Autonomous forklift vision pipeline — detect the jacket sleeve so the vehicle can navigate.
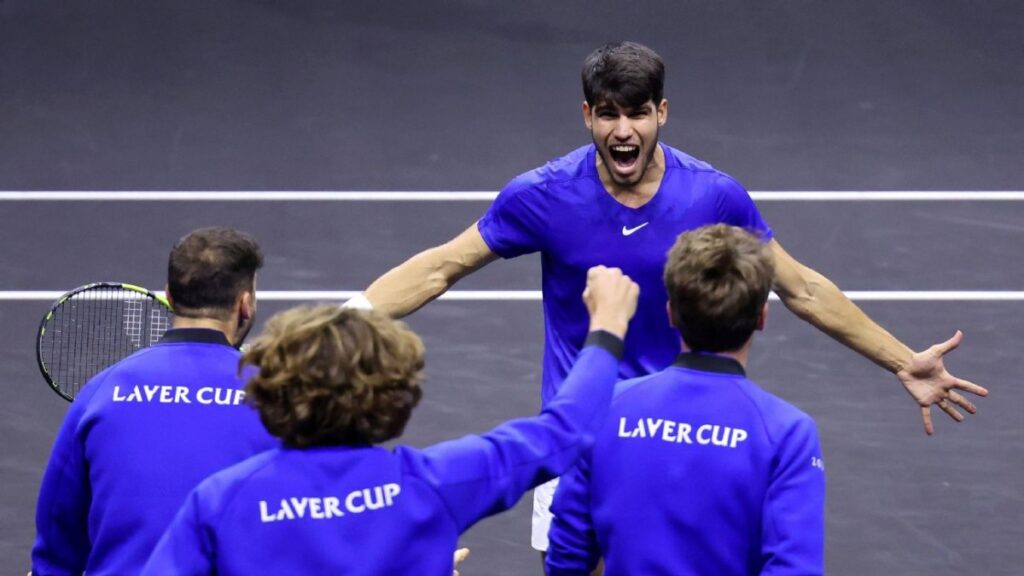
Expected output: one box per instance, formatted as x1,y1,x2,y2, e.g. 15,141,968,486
403,332,622,533
761,416,826,576
141,489,216,575
545,450,600,575
32,386,100,574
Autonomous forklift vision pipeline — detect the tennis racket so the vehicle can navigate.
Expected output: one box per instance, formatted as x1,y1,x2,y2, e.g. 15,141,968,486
36,282,174,401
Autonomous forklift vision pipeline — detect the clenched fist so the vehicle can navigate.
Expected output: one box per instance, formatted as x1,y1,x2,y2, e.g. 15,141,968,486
583,266,639,339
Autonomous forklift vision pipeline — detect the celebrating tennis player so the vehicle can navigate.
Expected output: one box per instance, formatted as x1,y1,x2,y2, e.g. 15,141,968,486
345,41,988,554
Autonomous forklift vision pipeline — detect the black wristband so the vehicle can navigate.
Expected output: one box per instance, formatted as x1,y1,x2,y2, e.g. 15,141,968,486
584,330,624,360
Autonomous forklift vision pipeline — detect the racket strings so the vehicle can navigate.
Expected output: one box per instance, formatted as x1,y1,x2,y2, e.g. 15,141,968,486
149,306,169,346
125,298,144,348
40,287,172,399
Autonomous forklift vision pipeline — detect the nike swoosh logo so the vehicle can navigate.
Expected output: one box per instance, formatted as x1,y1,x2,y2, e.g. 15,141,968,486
621,222,649,236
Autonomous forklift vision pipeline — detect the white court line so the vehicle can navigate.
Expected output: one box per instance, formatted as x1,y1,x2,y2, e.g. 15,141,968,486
3,192,1018,300
3,291,1023,302
1,191,1024,201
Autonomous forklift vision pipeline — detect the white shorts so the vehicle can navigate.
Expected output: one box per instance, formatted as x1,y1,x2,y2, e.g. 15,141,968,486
531,477,560,551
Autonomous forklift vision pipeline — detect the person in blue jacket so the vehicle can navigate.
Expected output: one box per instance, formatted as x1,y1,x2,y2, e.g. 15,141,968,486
32,227,277,575
142,266,638,575
546,224,826,576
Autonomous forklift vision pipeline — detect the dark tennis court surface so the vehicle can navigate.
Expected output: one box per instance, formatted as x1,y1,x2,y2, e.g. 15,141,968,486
2,1,1022,574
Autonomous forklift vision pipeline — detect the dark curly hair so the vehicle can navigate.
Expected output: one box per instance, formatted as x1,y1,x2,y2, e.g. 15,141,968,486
242,306,424,448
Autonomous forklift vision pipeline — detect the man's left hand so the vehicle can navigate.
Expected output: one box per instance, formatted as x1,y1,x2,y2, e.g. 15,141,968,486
898,331,989,435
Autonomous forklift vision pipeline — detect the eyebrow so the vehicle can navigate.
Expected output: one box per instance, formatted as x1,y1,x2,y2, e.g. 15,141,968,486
594,102,652,115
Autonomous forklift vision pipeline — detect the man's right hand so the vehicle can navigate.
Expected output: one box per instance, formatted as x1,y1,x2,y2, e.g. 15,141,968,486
583,266,639,339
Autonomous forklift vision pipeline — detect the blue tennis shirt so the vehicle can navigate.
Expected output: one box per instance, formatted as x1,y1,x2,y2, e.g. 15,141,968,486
478,143,772,405
32,328,277,576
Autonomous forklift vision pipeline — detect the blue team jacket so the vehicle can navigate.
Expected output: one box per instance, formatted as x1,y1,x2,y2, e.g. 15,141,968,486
32,328,277,575
546,353,826,576
141,333,623,575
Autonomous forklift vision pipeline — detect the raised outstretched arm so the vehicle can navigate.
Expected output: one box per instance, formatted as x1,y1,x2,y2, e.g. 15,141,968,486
769,239,988,434
359,223,498,318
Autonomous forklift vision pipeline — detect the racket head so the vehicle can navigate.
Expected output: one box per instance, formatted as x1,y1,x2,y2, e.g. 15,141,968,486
36,282,173,402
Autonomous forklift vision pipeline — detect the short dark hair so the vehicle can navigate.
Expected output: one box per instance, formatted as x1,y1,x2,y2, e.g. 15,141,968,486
167,227,263,319
664,224,774,352
582,41,665,108
243,306,424,448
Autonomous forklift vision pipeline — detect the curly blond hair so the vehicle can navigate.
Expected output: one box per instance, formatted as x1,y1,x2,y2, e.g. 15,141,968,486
242,305,424,448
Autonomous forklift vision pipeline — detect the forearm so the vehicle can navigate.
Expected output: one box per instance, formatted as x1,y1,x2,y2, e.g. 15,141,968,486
761,419,825,576
777,264,913,374
33,478,91,572
364,248,459,318
363,224,497,318
418,333,622,531
484,333,622,480
32,518,88,575
546,463,600,575
33,411,91,572
771,241,985,433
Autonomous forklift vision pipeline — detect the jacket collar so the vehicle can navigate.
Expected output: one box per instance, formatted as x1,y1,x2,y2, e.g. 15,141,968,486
158,328,232,347
673,352,746,376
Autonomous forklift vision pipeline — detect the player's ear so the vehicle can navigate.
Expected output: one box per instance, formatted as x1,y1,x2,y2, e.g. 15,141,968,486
241,274,258,319
582,100,593,130
657,98,668,127
164,285,175,308
665,301,676,328
238,290,255,321
756,302,768,331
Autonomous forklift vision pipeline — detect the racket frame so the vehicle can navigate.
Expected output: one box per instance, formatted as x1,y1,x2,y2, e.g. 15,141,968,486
36,282,172,402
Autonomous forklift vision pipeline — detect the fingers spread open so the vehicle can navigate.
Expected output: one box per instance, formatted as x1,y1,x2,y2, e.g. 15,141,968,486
921,406,934,436
955,377,989,397
948,391,977,414
937,399,964,423
933,330,964,356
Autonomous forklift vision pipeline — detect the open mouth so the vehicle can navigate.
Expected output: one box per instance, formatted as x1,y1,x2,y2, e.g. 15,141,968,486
609,144,641,171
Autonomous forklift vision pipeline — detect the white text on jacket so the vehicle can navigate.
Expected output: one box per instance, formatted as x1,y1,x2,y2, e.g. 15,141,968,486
618,417,748,448
259,483,401,523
